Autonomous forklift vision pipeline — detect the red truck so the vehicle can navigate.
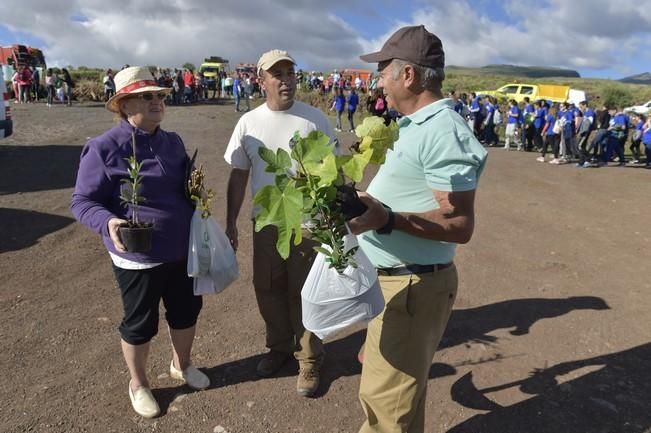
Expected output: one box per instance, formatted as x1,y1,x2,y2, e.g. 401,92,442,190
0,44,46,69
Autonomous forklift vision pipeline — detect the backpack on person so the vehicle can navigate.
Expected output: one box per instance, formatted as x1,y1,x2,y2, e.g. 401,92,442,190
374,97,385,113
493,109,502,125
552,116,565,134
578,117,592,136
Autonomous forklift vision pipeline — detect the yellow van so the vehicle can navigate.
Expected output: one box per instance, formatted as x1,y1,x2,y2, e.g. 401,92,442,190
476,83,585,104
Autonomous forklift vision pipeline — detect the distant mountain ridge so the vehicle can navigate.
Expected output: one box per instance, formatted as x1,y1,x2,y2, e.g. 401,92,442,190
446,64,581,78
619,73,651,85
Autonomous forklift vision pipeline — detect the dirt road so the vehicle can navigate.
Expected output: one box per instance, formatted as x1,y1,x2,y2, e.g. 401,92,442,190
1,100,650,433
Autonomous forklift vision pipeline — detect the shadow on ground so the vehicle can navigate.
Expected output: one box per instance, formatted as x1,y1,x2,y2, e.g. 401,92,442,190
449,342,651,433
441,296,610,349
0,144,82,194
190,296,610,403
0,208,75,253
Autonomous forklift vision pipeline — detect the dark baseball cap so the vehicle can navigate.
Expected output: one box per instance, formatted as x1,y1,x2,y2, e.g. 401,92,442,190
360,25,445,69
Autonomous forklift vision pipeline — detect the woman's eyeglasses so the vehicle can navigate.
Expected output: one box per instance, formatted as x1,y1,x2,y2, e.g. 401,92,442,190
138,92,167,101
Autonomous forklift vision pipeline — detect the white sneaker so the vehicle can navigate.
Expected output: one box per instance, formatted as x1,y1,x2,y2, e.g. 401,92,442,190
170,361,210,390
536,156,545,162
549,158,560,165
129,381,160,419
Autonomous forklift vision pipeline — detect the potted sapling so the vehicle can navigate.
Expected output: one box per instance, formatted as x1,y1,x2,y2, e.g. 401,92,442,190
253,116,399,339
253,115,399,271
118,132,153,252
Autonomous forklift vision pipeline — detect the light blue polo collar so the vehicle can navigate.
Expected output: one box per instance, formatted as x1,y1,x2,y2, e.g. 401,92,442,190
398,98,455,127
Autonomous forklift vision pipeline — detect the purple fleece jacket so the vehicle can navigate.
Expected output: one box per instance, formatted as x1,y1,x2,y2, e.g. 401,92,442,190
70,120,193,263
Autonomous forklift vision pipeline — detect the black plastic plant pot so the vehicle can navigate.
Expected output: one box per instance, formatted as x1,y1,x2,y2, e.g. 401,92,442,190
336,184,368,220
118,224,153,253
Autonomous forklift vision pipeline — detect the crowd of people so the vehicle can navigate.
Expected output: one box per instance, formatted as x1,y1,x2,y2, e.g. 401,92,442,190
11,61,651,172
10,65,75,106
300,69,376,94
69,25,488,433
449,91,651,168
150,68,259,108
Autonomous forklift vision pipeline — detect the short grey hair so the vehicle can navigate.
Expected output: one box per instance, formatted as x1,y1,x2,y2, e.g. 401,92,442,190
390,59,444,92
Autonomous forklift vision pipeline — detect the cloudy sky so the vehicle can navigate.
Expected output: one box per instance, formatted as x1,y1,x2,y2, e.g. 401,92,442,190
1,0,650,79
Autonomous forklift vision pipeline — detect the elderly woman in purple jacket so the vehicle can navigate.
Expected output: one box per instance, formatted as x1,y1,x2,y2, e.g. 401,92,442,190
70,66,209,418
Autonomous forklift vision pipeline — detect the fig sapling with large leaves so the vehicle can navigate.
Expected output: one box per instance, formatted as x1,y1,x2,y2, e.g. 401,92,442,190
253,116,399,272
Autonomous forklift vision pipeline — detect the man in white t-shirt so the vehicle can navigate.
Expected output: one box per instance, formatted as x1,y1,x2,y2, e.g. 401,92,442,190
224,49,336,397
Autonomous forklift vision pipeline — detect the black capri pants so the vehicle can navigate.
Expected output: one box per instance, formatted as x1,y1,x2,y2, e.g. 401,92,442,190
112,261,203,345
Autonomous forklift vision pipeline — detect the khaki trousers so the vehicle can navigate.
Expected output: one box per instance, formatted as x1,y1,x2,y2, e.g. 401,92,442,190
252,225,324,366
359,265,458,433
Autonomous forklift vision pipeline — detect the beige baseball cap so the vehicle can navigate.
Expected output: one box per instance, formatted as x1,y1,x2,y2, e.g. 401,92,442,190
257,49,296,75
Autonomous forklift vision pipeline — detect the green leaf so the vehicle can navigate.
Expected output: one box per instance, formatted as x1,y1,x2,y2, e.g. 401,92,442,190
275,175,291,191
354,117,399,164
253,183,304,259
291,130,333,166
303,196,315,210
258,147,292,175
251,125,391,271
338,149,372,183
313,246,332,257
304,152,338,187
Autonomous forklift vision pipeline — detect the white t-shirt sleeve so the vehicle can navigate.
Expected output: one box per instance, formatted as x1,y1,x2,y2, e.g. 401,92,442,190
224,118,252,170
316,112,340,153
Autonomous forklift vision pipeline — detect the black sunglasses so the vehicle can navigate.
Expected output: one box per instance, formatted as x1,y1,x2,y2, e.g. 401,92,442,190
138,92,167,101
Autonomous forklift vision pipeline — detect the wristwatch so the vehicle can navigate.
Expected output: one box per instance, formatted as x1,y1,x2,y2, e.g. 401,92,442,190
376,207,395,235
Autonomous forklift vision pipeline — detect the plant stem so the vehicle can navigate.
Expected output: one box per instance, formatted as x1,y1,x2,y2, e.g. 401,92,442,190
131,131,139,225
296,157,345,267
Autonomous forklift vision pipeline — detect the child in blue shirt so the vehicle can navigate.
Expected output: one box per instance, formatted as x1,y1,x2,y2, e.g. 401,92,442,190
331,87,346,131
643,117,651,168
346,89,359,132
577,101,596,167
538,105,561,163
482,97,498,146
469,93,483,138
604,108,628,165
630,114,645,163
561,103,578,160
504,99,521,150
522,97,535,150
533,100,547,151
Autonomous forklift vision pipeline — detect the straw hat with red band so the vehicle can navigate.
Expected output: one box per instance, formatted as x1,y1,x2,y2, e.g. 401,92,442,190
106,66,171,113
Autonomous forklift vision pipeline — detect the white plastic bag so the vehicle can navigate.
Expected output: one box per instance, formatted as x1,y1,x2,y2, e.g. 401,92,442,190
187,209,239,295
301,233,385,340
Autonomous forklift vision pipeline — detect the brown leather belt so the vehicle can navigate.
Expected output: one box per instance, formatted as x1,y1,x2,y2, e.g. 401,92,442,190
376,262,453,276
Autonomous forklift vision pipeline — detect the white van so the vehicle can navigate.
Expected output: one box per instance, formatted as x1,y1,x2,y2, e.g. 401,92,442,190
1,66,13,138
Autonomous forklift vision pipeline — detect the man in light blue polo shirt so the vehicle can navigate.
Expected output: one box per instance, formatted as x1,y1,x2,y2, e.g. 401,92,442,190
349,25,487,433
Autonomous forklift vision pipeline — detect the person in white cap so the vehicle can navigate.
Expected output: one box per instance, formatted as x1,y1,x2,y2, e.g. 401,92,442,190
223,49,336,397
71,66,210,419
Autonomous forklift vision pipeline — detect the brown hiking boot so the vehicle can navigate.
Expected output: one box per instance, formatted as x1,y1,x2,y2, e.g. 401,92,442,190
296,364,321,397
256,350,291,378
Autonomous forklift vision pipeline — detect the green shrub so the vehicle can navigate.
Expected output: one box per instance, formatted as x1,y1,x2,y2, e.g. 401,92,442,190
601,86,635,109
